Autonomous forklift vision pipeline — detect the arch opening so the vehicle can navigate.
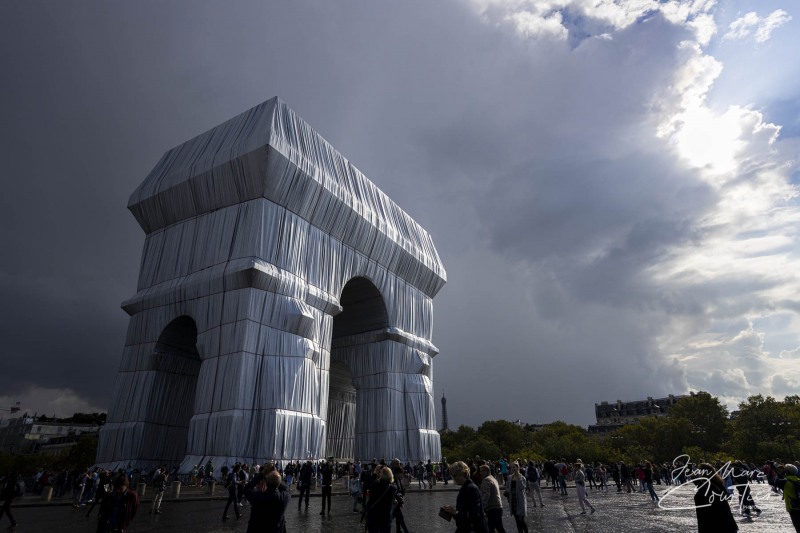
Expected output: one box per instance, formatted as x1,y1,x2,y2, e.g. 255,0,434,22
332,277,389,339
327,277,389,461
146,316,202,466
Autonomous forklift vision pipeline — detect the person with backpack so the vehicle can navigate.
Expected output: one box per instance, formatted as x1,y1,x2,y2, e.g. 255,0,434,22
554,459,568,495
284,462,295,489
0,472,23,530
525,461,544,507
769,463,800,532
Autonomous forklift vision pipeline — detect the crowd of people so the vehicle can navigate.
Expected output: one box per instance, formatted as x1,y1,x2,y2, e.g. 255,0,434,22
3,455,800,532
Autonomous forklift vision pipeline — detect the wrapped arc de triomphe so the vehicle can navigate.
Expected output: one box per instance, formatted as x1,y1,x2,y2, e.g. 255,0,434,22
95,97,446,472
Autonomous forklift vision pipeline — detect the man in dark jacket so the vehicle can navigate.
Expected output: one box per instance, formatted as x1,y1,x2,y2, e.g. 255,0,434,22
319,458,334,515
246,471,290,533
442,461,488,533
97,474,139,533
297,460,314,510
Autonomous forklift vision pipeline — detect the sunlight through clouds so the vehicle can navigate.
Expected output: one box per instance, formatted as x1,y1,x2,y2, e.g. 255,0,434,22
463,0,800,416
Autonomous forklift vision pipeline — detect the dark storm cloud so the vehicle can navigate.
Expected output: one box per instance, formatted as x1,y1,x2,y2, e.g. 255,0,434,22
1,1,798,427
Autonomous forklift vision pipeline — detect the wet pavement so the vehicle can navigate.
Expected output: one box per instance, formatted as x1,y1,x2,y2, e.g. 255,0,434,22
6,481,796,532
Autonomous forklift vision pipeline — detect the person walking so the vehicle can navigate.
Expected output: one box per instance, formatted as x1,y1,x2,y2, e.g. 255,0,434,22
573,461,596,515
692,463,738,533
390,458,411,533
222,464,243,520
620,462,634,493
732,461,761,517
319,458,334,515
416,461,427,490
72,468,89,509
362,466,397,533
441,461,488,533
86,469,112,517
297,460,313,511
643,461,659,503
505,462,528,533
349,474,362,513
204,460,214,483
479,464,507,533
524,461,544,507
0,472,23,530
149,466,167,515
768,463,800,532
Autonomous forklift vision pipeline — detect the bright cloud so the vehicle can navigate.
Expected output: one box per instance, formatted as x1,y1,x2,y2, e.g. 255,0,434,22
473,0,718,44
725,9,792,43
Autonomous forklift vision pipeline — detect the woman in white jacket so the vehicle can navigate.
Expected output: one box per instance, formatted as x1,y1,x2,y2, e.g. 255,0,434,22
574,461,596,515
505,462,528,533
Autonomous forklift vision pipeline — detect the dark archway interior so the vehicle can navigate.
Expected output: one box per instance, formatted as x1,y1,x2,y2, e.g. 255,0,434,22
332,277,389,339
148,316,202,464
327,277,389,460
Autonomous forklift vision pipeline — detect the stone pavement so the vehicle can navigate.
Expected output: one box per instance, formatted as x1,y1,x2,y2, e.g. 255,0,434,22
6,481,797,532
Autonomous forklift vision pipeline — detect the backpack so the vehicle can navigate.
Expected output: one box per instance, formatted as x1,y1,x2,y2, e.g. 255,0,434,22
789,479,800,510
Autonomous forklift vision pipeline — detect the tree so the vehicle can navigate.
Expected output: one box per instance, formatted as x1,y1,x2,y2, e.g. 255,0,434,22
608,416,691,463
667,391,729,452
441,425,478,461
732,395,800,462
528,422,603,463
477,420,529,457
53,434,99,470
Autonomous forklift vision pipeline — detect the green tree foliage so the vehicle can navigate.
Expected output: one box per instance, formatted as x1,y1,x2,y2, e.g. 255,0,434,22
667,391,729,452
54,434,99,471
732,395,800,462
477,420,529,457
528,422,605,463
607,416,691,463
440,425,477,461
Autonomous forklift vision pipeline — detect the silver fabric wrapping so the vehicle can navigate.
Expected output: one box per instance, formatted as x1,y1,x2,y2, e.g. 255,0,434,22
96,98,446,473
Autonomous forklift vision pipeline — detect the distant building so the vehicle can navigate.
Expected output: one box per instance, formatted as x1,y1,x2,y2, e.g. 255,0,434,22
588,394,688,434
0,416,101,455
